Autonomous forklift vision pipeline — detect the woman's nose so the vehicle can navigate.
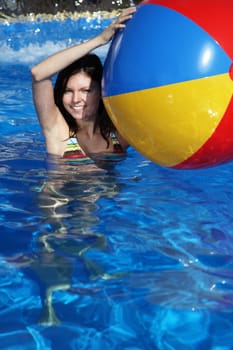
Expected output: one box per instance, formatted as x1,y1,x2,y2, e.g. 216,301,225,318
72,91,82,102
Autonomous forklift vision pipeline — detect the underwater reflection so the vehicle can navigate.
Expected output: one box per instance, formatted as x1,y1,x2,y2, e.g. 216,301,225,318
9,160,124,326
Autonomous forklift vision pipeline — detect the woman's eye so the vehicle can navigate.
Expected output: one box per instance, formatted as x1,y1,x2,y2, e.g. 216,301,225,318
64,89,72,94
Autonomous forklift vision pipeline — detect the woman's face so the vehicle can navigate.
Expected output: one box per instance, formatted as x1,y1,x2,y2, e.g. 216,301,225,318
62,71,100,122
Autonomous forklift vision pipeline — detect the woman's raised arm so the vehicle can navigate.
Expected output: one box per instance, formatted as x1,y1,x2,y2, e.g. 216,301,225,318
31,7,136,82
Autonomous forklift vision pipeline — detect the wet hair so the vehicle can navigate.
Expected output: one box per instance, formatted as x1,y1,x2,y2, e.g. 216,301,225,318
54,54,115,146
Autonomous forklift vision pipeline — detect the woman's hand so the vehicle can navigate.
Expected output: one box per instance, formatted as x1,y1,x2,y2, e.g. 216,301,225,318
99,6,136,45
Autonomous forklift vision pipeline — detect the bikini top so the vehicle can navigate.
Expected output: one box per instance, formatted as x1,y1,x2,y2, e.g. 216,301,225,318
62,132,125,165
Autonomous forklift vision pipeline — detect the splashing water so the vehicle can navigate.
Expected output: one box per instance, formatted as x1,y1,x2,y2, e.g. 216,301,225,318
0,14,113,64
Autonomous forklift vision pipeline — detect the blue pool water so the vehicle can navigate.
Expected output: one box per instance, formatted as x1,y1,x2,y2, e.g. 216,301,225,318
1,14,233,350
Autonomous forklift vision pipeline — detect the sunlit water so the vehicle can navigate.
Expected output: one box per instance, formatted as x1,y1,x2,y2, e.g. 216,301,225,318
1,14,233,350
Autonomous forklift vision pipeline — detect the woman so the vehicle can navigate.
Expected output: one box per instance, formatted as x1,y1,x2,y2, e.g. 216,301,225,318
31,7,136,164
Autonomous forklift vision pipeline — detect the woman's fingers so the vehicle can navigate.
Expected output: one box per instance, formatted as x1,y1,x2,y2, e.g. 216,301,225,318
115,6,136,28
100,6,136,44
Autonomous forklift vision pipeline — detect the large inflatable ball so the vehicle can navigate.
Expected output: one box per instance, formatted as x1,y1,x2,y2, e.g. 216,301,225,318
102,0,233,169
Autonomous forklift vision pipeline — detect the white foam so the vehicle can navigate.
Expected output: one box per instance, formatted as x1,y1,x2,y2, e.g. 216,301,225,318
0,40,110,65
0,41,68,65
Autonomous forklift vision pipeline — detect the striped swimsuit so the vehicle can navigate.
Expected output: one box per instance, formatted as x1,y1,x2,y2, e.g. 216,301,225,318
62,132,125,165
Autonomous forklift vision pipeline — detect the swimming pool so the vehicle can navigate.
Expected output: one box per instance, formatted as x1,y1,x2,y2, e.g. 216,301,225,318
1,13,233,350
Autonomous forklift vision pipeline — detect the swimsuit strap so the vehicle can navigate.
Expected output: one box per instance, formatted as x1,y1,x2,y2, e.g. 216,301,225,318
64,137,83,153
110,132,124,153
62,133,124,164
63,137,94,164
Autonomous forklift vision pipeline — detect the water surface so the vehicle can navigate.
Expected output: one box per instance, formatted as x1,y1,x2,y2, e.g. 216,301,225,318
1,14,233,350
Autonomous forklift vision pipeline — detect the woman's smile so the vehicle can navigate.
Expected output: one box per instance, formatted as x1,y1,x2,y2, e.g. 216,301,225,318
62,71,100,121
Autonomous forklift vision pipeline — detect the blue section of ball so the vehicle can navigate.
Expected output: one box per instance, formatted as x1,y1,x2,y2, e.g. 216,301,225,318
102,4,231,97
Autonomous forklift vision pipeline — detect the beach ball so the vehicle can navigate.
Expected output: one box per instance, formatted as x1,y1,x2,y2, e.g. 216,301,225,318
102,0,233,169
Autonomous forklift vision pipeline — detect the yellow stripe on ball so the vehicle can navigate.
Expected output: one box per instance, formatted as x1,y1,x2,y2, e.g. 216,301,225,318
104,73,233,167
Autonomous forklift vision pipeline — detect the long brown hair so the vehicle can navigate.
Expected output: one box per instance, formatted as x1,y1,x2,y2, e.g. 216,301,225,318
54,54,115,145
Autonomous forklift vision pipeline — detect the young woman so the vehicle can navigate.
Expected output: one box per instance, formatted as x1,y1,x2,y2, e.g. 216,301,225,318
31,7,136,164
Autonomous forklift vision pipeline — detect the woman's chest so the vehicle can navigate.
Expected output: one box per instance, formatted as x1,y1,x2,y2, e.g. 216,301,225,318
77,133,113,154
